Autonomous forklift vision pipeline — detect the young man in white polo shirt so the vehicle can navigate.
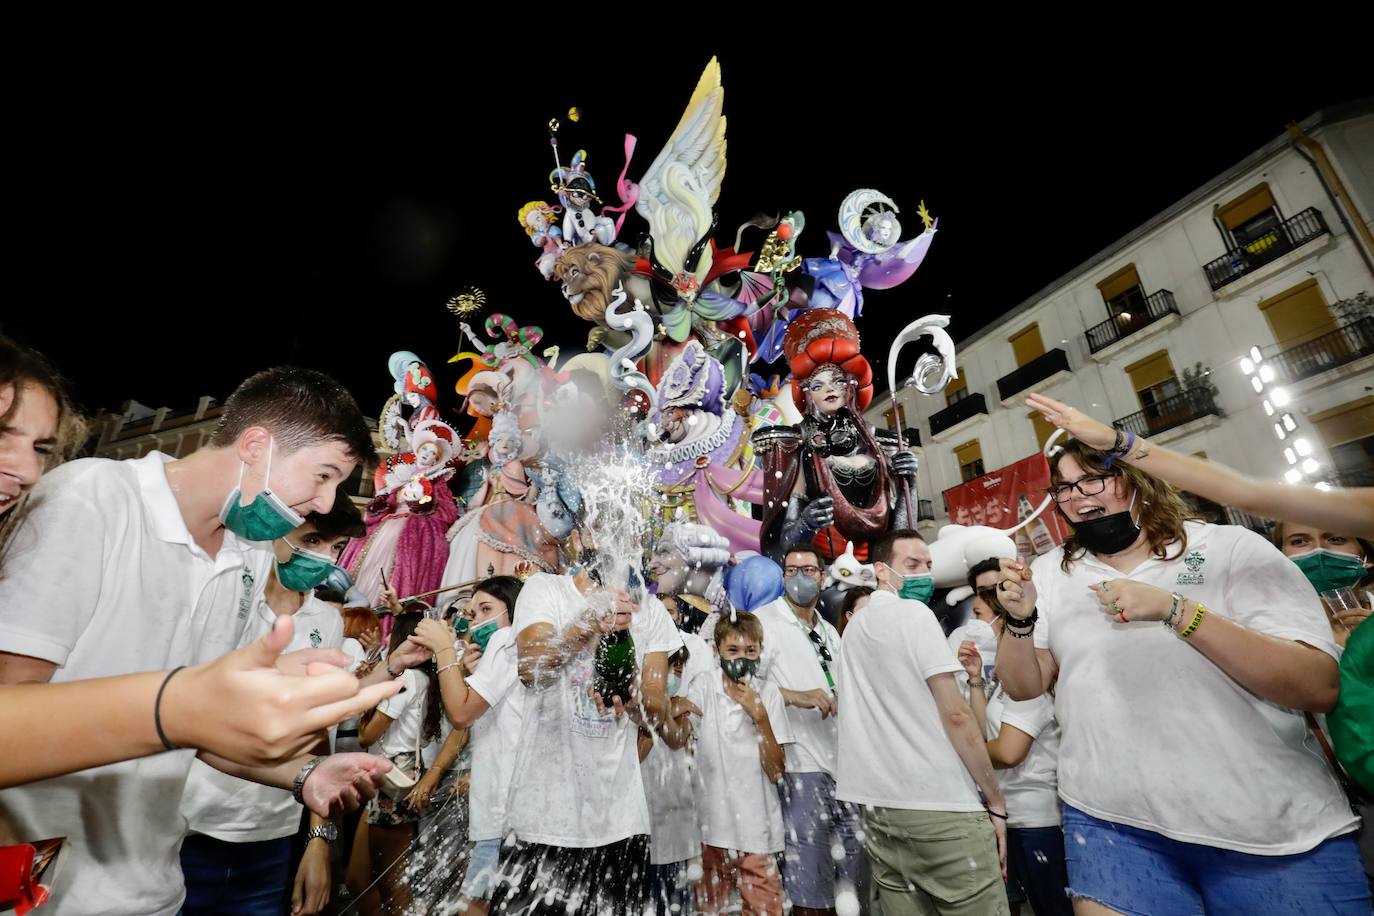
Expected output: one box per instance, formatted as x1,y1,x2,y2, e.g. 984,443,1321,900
492,568,681,916
0,367,412,916
180,493,365,916
836,529,1009,916
754,546,859,916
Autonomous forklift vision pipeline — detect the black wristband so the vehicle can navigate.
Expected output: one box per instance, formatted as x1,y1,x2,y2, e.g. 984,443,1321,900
155,666,187,751
1003,606,1038,630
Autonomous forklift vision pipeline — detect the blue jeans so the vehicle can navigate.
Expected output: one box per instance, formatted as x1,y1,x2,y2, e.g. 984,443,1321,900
179,833,293,916
1062,804,1371,915
1006,826,1071,916
778,771,861,908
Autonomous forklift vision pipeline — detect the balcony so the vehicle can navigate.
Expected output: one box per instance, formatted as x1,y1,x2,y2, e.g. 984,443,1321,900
1112,388,1220,439
1086,290,1180,355
1203,208,1330,291
996,348,1071,403
1268,317,1374,384
929,393,989,439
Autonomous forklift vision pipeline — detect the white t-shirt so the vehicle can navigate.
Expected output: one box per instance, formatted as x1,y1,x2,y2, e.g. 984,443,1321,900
375,668,436,759
641,733,700,865
335,638,370,754
1030,521,1357,854
687,669,793,854
464,625,525,842
835,589,983,812
182,592,345,841
979,686,1061,829
678,629,715,693
0,452,274,916
505,573,683,847
755,597,841,775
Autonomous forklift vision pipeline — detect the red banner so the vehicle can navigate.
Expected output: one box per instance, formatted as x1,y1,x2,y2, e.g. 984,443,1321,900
942,453,1070,559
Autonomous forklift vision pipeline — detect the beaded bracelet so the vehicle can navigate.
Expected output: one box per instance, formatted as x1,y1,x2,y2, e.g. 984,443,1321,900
1162,593,1183,629
436,662,461,676
1179,602,1207,639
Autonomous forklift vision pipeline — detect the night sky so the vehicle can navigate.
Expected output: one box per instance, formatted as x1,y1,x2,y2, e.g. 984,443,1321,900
8,47,1368,427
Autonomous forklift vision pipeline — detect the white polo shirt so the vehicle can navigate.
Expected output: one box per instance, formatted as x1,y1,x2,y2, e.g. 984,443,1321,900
1030,521,1357,854
464,625,526,842
835,589,983,812
755,597,841,775
0,452,274,916
687,669,793,854
181,592,345,842
979,686,1061,829
505,573,683,847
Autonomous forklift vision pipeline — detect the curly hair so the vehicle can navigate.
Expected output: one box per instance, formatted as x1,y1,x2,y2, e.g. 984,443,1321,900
1053,439,1198,573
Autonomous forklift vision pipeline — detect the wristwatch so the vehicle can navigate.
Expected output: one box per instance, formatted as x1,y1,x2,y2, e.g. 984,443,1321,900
305,823,339,844
292,755,329,805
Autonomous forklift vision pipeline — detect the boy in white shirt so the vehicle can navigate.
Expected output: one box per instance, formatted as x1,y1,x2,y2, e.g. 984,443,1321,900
639,644,702,916
180,494,364,916
687,611,794,916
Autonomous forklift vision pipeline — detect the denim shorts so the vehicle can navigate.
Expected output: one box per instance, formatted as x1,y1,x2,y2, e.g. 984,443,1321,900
459,837,502,900
1061,804,1370,915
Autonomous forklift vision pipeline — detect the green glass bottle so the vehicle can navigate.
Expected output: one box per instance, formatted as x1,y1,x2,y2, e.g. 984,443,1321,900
593,630,636,705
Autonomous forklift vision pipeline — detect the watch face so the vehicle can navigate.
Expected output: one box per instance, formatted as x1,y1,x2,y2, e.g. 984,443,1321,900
322,823,339,841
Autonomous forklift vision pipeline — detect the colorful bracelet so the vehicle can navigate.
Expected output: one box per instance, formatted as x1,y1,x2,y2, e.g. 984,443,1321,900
1162,593,1183,629
1178,602,1207,639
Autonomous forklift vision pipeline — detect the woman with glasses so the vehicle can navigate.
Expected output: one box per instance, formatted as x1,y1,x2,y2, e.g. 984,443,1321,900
993,437,1369,913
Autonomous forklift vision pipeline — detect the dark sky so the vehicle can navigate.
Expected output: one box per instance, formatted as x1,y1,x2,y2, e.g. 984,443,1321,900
7,46,1368,424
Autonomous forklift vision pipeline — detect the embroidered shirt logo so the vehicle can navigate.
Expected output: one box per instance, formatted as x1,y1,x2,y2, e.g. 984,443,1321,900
1177,551,1206,586
310,628,322,648
237,569,256,619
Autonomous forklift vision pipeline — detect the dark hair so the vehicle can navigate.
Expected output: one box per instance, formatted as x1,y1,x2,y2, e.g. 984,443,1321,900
307,489,366,541
871,528,925,567
208,366,374,462
783,545,824,570
1052,439,1197,573
837,586,873,636
473,575,524,616
966,557,1003,591
668,645,690,668
388,611,442,745
314,588,347,606
714,611,765,647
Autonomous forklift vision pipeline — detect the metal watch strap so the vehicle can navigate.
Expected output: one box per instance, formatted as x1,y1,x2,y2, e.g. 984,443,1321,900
305,823,337,844
292,755,328,806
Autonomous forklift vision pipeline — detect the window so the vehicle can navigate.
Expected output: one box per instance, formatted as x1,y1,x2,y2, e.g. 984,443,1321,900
1009,323,1045,367
1258,278,1340,350
1217,183,1281,253
954,439,984,482
1125,350,1181,423
1097,264,1145,324
945,369,968,407
882,403,907,433
1312,395,1374,485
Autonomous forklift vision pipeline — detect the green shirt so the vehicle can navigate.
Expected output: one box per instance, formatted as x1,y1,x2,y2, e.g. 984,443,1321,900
1329,620,1374,794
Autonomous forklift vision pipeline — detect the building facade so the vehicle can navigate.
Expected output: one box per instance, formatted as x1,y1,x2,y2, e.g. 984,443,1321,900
866,102,1374,538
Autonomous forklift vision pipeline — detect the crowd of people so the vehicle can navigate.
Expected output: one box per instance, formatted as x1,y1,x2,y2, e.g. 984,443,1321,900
1,334,1371,916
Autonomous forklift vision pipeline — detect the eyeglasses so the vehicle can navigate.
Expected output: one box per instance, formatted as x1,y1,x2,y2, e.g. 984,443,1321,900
784,565,822,578
1046,474,1117,503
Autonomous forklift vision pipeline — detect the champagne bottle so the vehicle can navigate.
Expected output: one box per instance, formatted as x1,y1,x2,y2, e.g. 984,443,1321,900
593,629,636,705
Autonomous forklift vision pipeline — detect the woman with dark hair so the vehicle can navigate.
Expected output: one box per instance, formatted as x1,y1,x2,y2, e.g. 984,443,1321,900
995,438,1369,914
836,587,873,637
409,574,525,916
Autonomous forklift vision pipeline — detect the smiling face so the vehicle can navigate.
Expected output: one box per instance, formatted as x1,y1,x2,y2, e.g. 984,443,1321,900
716,630,761,662
647,543,689,594
0,382,58,516
1053,453,1133,525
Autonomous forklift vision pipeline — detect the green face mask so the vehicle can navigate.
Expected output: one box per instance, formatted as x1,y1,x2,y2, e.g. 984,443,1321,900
898,573,935,605
471,619,501,653
220,438,305,542
1291,548,1367,594
275,537,350,593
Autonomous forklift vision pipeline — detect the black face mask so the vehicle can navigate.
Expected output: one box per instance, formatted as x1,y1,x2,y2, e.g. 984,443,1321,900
1072,499,1141,556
